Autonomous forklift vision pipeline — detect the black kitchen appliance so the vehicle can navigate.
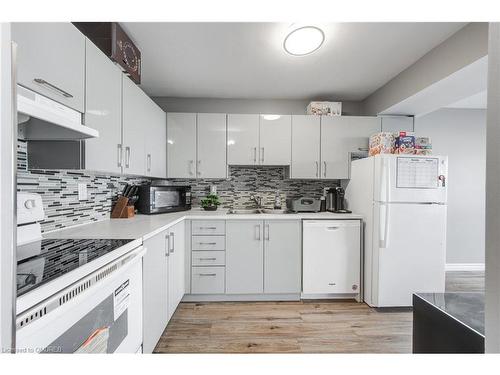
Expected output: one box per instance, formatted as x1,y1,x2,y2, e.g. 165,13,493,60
137,184,191,214
326,187,352,213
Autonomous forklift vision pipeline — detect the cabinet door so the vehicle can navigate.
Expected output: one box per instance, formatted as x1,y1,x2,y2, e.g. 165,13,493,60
168,221,185,319
167,113,197,178
264,220,301,294
197,113,227,178
380,116,414,133
122,76,146,175
84,39,123,174
259,115,291,165
226,220,264,294
12,23,85,112
291,115,321,179
146,104,167,178
142,230,169,353
321,116,380,179
227,114,260,165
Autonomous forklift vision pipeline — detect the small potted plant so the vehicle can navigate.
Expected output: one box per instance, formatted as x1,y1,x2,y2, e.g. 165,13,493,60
200,193,220,211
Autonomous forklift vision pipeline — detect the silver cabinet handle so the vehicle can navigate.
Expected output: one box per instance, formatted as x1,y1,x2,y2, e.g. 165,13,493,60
323,161,327,178
197,160,201,176
165,234,170,257
125,147,131,168
33,78,73,98
358,147,369,152
117,144,123,168
265,224,270,241
253,147,257,164
255,224,261,241
198,273,217,277
198,257,217,261
189,160,194,176
261,147,265,163
147,154,151,172
315,161,319,177
199,226,217,230
169,232,175,253
198,242,217,245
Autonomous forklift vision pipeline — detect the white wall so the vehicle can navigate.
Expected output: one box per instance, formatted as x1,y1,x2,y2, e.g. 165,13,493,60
153,97,363,115
415,108,486,264
0,22,16,352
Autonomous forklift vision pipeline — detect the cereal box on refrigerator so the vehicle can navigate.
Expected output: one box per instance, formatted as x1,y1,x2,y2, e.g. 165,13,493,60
415,137,432,155
394,131,416,154
369,132,395,156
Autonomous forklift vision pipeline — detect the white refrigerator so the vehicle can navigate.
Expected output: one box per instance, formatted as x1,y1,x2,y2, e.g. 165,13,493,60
345,154,448,307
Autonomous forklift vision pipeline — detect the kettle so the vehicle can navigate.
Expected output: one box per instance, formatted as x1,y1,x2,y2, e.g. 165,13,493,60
326,187,352,213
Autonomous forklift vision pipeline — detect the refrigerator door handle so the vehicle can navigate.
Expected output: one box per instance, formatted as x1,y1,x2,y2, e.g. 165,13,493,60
379,203,390,248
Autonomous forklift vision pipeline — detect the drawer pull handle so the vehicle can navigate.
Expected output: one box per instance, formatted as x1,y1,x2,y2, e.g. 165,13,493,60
198,258,217,261
199,226,217,230
198,242,217,245
326,227,339,231
198,273,217,277
33,78,73,98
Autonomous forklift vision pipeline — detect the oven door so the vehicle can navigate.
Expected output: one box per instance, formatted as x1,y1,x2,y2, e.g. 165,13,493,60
16,247,145,354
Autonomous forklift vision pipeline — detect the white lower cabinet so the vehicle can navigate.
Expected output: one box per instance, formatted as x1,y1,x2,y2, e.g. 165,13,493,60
263,220,301,294
167,221,185,320
191,267,225,294
142,221,185,353
226,220,264,294
225,220,301,295
142,229,169,354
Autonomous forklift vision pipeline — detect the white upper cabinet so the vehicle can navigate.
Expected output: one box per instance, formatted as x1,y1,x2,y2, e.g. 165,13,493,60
259,115,291,165
380,115,414,133
321,116,380,179
167,113,197,178
122,76,146,176
227,114,260,165
12,23,85,112
291,115,321,179
146,103,167,178
84,39,123,174
197,113,227,178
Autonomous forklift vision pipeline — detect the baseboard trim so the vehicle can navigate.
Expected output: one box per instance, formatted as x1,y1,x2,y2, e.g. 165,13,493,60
445,263,485,272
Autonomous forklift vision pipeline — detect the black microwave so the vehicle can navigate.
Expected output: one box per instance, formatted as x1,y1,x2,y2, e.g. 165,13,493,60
137,185,191,214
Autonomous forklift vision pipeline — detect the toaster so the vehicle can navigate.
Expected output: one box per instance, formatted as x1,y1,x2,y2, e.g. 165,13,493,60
287,197,321,213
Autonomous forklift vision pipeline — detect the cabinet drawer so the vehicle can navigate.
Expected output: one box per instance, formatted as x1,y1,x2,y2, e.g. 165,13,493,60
192,251,225,266
191,235,225,251
191,267,225,294
192,220,225,235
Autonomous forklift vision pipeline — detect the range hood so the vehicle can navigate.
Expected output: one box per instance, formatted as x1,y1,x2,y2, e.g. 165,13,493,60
17,85,99,140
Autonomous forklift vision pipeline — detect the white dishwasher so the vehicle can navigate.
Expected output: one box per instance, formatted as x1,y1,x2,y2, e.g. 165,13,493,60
302,220,361,299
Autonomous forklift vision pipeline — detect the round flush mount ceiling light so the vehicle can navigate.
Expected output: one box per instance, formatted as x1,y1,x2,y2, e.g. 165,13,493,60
283,26,325,56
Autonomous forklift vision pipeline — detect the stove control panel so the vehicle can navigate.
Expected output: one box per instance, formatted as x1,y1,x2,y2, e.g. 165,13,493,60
17,193,44,225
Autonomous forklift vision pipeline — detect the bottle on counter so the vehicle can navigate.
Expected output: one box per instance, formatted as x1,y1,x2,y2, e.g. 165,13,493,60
320,196,326,212
274,191,282,210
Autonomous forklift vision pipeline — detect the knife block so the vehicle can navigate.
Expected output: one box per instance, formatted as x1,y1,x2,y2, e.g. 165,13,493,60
111,196,135,219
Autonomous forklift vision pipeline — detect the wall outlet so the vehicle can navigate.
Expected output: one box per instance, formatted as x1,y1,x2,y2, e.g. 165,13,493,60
78,183,88,201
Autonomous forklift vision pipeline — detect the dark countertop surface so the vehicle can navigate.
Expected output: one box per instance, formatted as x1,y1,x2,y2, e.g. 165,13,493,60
414,292,484,336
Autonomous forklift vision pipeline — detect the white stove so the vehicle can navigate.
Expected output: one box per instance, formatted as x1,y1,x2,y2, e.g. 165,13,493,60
16,193,145,353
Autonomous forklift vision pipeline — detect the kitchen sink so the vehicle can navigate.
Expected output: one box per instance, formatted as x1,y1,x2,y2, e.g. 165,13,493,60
226,208,292,215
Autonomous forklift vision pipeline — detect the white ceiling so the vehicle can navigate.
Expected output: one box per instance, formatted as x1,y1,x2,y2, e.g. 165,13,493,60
122,22,466,101
446,91,487,109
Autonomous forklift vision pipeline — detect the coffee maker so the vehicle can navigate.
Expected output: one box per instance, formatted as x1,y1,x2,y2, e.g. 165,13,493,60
326,187,352,213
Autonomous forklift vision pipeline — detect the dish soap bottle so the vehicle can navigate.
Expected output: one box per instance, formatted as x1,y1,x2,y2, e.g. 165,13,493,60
274,191,282,210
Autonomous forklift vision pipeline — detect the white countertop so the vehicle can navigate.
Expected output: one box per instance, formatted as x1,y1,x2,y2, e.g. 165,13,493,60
44,209,363,242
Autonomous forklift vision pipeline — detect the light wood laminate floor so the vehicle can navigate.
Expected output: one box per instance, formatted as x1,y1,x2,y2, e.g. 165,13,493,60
154,271,484,353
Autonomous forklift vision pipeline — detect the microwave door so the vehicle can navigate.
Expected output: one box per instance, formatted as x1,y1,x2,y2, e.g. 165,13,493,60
154,190,180,209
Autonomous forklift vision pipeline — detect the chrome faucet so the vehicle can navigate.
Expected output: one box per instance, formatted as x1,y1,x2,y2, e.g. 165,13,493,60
250,195,262,208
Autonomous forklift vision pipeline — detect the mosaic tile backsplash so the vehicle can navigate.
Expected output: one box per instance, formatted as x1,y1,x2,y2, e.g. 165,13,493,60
17,139,338,233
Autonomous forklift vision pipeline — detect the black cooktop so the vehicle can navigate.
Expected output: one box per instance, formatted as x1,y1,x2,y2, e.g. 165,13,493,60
16,238,133,297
